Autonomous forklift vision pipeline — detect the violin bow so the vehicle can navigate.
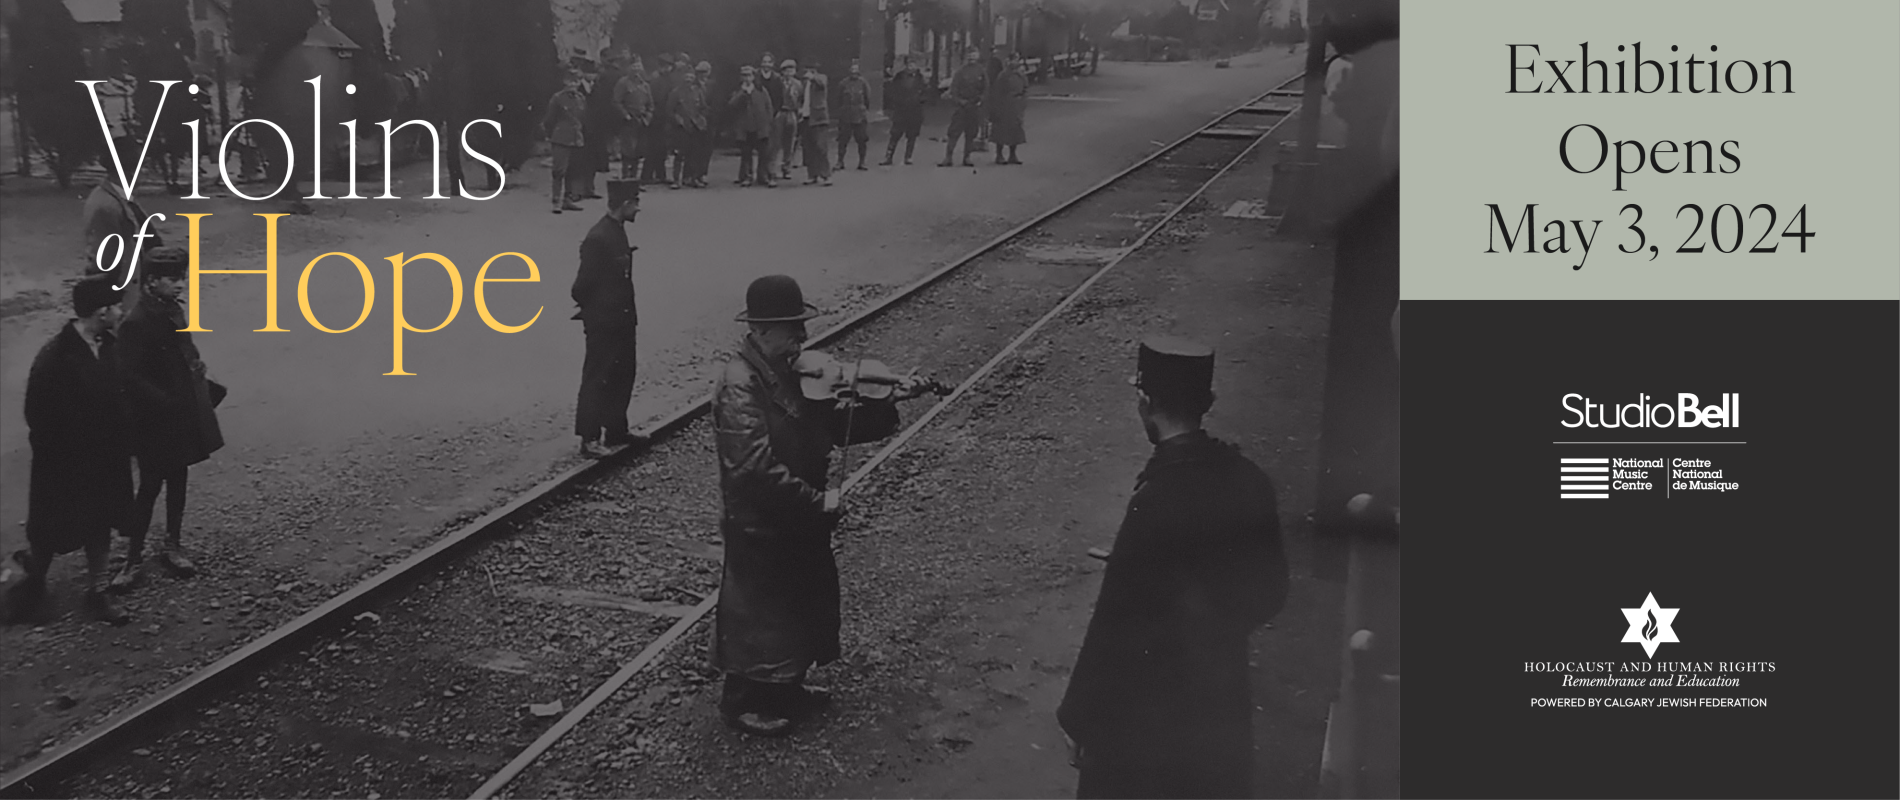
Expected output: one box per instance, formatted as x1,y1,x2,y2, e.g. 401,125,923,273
837,357,865,493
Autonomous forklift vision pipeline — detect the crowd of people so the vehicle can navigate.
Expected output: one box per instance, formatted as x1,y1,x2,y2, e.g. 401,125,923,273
542,45,1033,210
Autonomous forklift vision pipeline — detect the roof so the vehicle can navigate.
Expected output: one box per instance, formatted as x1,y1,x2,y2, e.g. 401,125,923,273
302,20,359,50
64,0,119,24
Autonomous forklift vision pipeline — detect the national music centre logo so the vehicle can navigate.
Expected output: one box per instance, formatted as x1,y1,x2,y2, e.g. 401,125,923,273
1620,592,1681,658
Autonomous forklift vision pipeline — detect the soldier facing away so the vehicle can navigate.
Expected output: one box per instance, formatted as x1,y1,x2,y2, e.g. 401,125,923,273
1057,335,1290,799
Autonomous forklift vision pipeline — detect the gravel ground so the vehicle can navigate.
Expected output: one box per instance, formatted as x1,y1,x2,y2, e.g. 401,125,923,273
49,105,1274,799
504,139,1343,800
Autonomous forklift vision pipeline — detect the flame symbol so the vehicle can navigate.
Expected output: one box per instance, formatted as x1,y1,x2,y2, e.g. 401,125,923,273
1642,610,1659,641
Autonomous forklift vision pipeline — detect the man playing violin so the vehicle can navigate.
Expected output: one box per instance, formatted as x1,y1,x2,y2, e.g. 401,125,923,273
709,275,936,737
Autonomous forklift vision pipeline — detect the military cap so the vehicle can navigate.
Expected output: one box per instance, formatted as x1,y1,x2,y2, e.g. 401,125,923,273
780,58,798,70
740,64,757,77
696,60,711,72
72,274,122,317
143,246,190,279
607,179,642,208
736,275,820,323
1133,334,1215,401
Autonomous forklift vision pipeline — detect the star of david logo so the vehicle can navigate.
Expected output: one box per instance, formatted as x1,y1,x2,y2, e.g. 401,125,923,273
1620,592,1680,658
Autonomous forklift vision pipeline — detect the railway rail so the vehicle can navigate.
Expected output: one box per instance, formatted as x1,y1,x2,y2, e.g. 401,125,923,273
1,68,1310,800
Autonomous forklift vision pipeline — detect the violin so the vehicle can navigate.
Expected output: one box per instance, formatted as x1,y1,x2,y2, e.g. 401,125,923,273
794,350,952,403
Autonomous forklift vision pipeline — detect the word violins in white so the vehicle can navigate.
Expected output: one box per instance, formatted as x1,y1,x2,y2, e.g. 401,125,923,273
81,77,506,206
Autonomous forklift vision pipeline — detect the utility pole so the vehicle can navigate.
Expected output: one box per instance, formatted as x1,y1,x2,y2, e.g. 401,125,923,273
1283,0,1329,233
861,0,888,116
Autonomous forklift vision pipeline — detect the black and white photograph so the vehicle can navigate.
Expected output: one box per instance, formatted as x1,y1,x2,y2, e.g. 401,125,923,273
0,0,1399,796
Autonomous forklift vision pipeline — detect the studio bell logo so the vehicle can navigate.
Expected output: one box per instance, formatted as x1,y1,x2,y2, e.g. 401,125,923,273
1621,592,1680,658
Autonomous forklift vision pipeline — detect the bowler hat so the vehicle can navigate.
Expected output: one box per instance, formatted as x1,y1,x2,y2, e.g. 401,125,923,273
1133,334,1215,401
72,274,122,316
607,179,641,208
735,275,820,323
143,246,190,279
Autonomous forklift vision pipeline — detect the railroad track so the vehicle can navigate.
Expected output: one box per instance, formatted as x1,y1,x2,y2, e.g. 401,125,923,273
1,67,1313,800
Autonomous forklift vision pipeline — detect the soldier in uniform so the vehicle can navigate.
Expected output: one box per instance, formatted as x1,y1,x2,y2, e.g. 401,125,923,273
939,50,988,167
709,275,930,736
880,54,926,166
9,276,133,625
1057,335,1289,799
543,70,589,213
114,247,225,592
834,60,872,171
570,180,647,458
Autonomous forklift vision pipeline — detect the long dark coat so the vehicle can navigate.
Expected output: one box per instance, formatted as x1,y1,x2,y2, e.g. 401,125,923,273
728,85,775,137
709,336,898,678
1057,430,1288,799
585,66,626,168
571,214,637,329
26,324,134,555
884,68,926,132
989,69,1029,145
118,290,224,470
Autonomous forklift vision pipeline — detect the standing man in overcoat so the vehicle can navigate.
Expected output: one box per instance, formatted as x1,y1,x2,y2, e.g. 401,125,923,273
880,54,926,166
710,275,928,736
9,276,133,624
774,60,806,182
758,55,788,181
988,53,1029,165
797,64,832,185
114,247,225,591
728,65,777,187
669,64,710,189
571,180,646,458
1057,335,1289,799
642,55,678,186
614,57,654,180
